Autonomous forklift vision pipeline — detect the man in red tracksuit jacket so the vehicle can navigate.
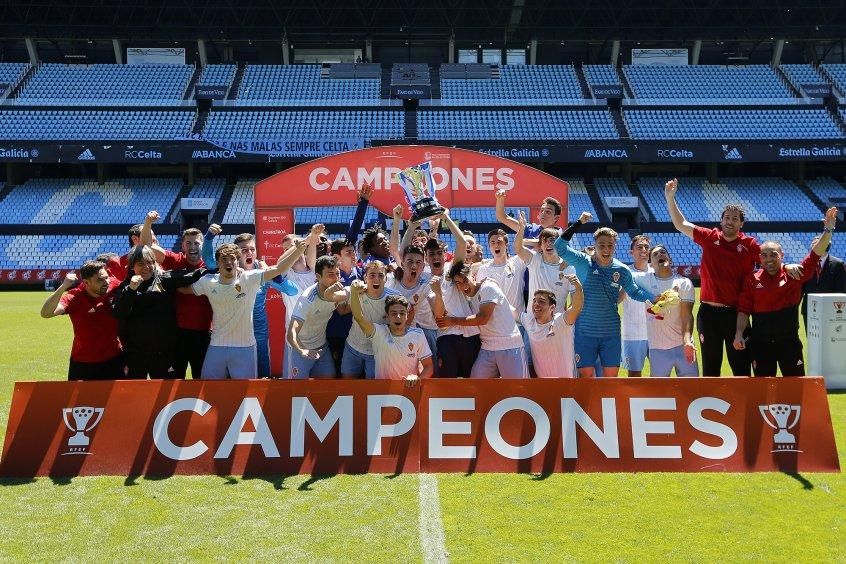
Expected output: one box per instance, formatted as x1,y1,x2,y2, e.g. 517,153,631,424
734,207,838,376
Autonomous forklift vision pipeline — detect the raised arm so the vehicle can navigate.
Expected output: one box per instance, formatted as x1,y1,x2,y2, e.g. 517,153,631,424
664,178,696,239
346,184,373,244
322,281,348,303
349,280,375,337
514,211,534,264
440,210,466,264
812,207,838,257
495,189,521,233
436,302,494,329
429,275,447,319
563,274,584,326
141,210,169,263
202,223,221,268
40,272,77,318
304,224,324,272
561,211,592,241
264,238,307,281
389,205,405,263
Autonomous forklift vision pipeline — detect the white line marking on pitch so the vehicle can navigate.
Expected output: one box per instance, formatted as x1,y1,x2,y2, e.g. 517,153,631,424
418,473,449,563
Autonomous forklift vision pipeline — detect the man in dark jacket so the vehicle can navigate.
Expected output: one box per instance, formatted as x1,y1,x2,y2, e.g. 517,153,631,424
801,236,846,333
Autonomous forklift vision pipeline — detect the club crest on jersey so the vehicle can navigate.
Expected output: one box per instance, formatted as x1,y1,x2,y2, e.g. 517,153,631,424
235,284,242,293
612,272,621,283
408,342,414,352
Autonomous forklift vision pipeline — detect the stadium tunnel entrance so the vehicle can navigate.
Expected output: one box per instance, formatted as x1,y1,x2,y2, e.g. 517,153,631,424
254,144,570,376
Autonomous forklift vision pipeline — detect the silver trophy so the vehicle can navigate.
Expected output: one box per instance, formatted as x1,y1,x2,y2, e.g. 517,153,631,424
759,404,801,447
395,161,445,222
62,406,105,448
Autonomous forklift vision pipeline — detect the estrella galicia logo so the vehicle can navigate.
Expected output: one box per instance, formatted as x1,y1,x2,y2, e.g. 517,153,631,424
721,145,743,160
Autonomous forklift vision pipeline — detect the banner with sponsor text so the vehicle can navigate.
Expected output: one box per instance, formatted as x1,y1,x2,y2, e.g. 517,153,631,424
0,378,838,477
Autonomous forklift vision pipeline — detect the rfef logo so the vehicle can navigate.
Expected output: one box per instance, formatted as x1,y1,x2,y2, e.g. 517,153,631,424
759,404,801,453
61,406,104,455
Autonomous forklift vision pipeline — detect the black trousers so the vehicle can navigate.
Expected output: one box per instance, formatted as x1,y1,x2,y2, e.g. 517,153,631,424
437,334,481,378
751,334,805,377
125,351,180,380
67,354,125,381
327,335,347,377
696,303,751,377
173,328,211,380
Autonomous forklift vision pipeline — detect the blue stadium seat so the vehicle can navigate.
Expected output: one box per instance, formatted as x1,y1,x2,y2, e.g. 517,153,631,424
203,111,404,141
0,110,194,140
236,65,381,106
439,65,584,105
623,65,792,99
417,110,618,140
0,234,178,270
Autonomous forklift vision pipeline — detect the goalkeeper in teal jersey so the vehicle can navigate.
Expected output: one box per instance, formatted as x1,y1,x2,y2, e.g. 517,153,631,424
555,226,656,377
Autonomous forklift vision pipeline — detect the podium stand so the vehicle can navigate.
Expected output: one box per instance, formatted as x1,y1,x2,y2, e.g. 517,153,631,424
806,293,846,390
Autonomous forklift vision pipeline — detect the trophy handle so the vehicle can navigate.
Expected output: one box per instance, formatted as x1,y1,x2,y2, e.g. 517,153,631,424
786,406,801,430
85,408,105,432
758,406,778,430
62,408,75,432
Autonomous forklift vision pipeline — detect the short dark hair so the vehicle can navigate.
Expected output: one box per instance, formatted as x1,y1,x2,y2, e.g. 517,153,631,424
127,224,143,247
631,234,651,250
539,227,559,243
648,244,672,262
402,244,424,258
95,252,118,263
215,243,240,263
80,260,106,280
315,255,338,276
331,238,354,255
448,260,471,281
543,197,562,217
384,294,409,313
533,289,557,307
127,245,157,271
721,204,746,223
182,228,203,241
487,228,508,242
424,238,445,252
233,233,254,246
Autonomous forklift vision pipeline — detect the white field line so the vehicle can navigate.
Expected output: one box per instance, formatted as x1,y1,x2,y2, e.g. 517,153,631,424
418,473,449,563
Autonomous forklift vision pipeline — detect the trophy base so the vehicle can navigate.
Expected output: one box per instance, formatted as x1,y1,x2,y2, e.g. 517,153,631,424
410,198,446,223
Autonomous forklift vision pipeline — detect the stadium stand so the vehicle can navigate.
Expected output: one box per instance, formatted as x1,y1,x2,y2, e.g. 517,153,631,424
623,64,792,99
780,64,828,93
203,110,404,141
821,64,846,95
566,178,600,222
0,178,182,224
196,64,237,88
595,177,633,198
221,179,258,224
583,65,623,94
295,205,381,226
805,177,846,204
449,206,529,224
636,177,822,222
624,108,844,140
236,64,381,105
0,62,29,94
0,110,195,140
17,63,193,105
0,234,178,269
439,65,583,105
417,110,618,140
184,178,226,218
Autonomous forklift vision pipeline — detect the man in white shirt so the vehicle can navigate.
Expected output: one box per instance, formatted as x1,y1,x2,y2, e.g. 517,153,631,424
475,229,526,319
521,278,584,378
190,241,306,379
430,274,481,377
515,212,576,314
287,255,341,379
280,231,321,377
436,261,528,378
349,280,433,382
324,261,399,379
635,245,697,377
621,235,652,377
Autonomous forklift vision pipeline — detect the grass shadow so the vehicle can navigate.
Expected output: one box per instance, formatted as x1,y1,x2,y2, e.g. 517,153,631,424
0,477,38,487
241,474,296,490
782,471,815,490
49,476,72,486
298,473,336,491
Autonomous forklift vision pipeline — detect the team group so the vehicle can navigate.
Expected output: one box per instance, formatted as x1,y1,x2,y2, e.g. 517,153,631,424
42,179,842,381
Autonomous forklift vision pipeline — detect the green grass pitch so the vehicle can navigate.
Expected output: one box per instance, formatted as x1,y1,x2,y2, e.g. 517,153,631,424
0,291,843,561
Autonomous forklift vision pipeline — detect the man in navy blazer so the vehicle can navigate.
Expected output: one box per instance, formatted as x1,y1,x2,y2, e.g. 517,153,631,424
802,237,846,332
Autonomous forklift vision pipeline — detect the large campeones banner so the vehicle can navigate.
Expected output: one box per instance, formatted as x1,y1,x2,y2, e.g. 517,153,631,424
0,378,838,477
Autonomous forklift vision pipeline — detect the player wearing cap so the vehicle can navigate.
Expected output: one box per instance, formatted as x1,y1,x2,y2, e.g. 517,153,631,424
349,281,433,382
41,260,124,381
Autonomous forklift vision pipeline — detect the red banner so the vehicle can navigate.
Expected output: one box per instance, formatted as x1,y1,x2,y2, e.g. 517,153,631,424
0,269,72,285
0,378,837,477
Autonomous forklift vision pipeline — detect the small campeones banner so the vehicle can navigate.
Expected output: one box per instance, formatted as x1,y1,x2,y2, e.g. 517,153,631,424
0,378,838,477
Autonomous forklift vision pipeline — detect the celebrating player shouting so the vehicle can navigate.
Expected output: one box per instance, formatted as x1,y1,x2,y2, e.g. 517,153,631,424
349,280,433,383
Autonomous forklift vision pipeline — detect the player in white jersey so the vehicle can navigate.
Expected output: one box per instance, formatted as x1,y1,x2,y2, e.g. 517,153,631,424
287,255,341,379
521,279,583,378
436,261,528,378
635,244,697,377
324,261,399,379
515,212,575,314
621,234,653,376
475,229,526,320
279,230,322,377
430,274,481,377
189,241,306,379
349,281,433,382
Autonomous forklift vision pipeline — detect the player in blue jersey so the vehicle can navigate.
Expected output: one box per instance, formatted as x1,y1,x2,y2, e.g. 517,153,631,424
555,225,656,378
